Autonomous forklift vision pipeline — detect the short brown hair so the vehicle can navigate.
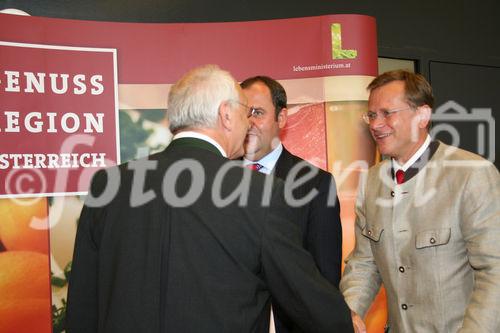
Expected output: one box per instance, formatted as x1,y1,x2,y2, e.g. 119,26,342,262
240,76,287,120
367,70,434,109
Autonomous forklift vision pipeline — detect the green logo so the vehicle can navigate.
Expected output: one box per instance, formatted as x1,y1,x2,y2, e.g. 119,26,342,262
331,23,358,59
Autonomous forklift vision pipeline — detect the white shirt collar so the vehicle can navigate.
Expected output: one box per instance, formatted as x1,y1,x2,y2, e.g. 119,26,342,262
243,142,283,175
172,131,227,157
392,134,431,172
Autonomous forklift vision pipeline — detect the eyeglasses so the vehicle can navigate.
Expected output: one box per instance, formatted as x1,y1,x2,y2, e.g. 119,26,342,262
232,101,266,119
362,107,412,124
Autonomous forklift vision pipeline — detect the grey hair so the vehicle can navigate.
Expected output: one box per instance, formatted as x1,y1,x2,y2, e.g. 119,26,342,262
167,64,239,132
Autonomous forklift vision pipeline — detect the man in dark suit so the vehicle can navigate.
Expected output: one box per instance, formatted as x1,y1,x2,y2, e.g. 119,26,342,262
66,65,352,333
241,76,343,333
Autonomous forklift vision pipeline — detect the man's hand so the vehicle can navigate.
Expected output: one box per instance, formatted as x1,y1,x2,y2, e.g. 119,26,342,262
351,311,367,333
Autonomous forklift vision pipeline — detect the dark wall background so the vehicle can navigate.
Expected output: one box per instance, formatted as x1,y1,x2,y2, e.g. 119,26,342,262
1,0,498,166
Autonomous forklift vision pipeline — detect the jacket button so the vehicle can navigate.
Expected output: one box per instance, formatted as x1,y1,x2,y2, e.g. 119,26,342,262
391,191,395,197
401,304,408,310
399,266,405,273
368,230,372,236
430,237,436,244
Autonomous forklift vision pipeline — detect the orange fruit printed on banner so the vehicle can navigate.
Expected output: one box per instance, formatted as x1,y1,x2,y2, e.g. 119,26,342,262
0,298,52,333
0,251,51,333
0,198,49,254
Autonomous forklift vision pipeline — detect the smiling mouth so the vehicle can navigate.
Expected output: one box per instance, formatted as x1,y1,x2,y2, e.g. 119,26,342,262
245,133,258,141
373,132,392,140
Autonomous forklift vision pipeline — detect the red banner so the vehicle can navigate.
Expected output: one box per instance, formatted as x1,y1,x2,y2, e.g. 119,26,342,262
0,41,119,197
0,14,377,83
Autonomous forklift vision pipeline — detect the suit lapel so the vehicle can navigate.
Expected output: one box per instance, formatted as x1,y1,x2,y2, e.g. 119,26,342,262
274,148,295,180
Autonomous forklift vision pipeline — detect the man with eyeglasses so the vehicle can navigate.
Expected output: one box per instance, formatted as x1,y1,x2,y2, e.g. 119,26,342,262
241,76,343,333
340,70,500,333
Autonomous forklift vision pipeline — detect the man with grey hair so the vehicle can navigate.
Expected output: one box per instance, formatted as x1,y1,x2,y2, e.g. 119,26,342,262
66,64,353,333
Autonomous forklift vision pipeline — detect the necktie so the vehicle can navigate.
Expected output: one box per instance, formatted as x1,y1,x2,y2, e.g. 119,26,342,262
247,163,263,172
395,169,405,184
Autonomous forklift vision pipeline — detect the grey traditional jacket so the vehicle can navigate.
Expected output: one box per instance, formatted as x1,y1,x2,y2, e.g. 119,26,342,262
340,141,500,332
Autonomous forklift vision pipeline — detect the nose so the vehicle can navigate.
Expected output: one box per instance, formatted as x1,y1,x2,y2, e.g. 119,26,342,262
248,116,258,128
245,116,252,130
369,116,385,131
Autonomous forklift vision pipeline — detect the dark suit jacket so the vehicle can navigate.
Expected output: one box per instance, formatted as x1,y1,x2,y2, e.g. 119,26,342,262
273,147,343,333
66,138,352,333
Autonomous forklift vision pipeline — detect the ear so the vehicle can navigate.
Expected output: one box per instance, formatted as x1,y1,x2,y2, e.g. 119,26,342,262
417,105,431,129
218,101,233,130
277,108,288,129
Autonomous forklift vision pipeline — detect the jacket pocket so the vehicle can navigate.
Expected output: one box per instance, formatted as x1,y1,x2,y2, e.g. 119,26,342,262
361,224,384,242
415,228,451,249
